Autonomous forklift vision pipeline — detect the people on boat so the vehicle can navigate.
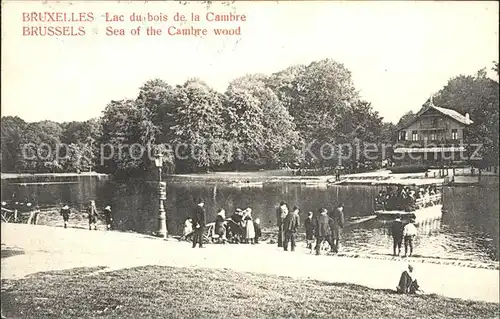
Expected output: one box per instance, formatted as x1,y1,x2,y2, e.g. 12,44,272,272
103,205,113,230
253,218,262,244
214,209,227,243
375,185,440,212
330,203,345,253
403,218,418,257
276,201,288,248
243,208,255,244
283,206,300,252
60,204,71,229
304,211,315,251
180,217,194,241
87,200,98,230
396,264,422,294
314,208,334,255
391,214,404,256
191,198,206,248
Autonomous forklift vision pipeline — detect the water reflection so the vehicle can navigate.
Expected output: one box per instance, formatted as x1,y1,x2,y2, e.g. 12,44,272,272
1,177,498,262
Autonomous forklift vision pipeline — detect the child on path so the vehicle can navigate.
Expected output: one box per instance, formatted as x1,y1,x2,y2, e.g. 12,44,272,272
403,218,418,257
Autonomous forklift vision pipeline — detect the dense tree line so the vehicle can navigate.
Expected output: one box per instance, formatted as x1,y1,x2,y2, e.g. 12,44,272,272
1,59,497,176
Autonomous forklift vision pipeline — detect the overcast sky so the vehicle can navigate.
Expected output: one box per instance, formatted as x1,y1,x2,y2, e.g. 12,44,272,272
2,1,498,124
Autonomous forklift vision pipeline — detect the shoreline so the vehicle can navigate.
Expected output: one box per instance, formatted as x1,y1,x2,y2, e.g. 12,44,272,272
2,169,496,187
8,209,500,271
1,172,109,180
1,223,498,303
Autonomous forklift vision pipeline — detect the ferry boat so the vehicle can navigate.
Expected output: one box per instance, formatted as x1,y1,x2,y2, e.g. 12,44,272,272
373,183,444,223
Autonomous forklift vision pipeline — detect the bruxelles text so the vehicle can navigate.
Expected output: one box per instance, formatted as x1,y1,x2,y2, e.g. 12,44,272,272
20,141,483,167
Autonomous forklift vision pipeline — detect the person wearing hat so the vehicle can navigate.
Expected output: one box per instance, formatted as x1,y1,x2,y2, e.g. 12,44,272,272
191,198,206,248
283,206,300,251
314,208,334,255
403,217,418,257
87,200,98,231
60,204,71,229
276,201,288,248
103,205,113,230
330,203,345,253
304,211,316,251
391,214,404,256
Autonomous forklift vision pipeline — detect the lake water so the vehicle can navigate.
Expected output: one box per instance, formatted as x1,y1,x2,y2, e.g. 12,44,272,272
1,175,498,263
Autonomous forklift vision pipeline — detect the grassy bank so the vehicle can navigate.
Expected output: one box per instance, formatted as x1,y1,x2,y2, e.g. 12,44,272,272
1,265,498,319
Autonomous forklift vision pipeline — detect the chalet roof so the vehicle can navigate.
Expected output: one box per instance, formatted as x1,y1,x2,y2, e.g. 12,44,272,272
399,104,473,130
429,105,473,125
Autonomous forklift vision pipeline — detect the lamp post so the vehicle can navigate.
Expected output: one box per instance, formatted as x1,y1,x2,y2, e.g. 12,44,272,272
154,153,167,238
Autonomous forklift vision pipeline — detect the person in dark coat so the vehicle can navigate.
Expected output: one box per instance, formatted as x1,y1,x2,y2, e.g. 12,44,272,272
103,205,113,230
192,198,206,248
283,206,300,251
60,205,71,229
314,208,334,255
304,211,315,250
253,218,262,244
391,214,404,256
276,201,288,247
87,200,98,230
330,203,345,253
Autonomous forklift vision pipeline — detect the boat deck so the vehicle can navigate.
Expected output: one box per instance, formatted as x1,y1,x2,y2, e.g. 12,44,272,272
375,204,443,223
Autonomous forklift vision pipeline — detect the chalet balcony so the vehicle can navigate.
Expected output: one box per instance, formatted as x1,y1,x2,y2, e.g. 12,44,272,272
394,139,465,148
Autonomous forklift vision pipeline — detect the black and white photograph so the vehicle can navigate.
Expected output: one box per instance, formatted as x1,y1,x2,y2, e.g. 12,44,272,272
1,1,499,318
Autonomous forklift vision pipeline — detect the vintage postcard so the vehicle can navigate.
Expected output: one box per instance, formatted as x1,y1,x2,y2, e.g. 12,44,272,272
1,1,499,318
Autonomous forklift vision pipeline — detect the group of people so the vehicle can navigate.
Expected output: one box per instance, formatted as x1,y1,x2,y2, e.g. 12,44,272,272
390,214,418,257
182,199,347,256
374,185,440,212
59,200,113,231
180,198,263,248
276,201,345,255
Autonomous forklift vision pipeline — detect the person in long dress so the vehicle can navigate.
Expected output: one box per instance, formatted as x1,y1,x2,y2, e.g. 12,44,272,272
243,208,255,244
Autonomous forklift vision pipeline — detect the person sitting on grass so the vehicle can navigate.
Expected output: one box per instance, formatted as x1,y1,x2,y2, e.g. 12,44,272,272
396,264,423,294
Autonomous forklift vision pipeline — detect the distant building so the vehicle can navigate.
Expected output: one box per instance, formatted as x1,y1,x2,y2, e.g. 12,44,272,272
393,102,473,166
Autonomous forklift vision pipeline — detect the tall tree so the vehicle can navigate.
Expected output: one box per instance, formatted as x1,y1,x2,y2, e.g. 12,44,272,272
171,78,230,172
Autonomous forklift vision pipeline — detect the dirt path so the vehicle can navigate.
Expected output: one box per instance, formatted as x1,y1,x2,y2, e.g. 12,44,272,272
1,223,498,303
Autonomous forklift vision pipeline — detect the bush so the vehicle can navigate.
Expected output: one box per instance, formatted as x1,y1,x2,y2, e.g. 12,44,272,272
390,164,429,174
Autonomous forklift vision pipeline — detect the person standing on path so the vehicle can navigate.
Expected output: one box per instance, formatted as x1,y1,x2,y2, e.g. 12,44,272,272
243,208,255,244
103,206,113,230
253,218,262,244
87,200,98,230
283,206,300,251
192,198,206,248
330,203,345,253
391,214,404,256
304,211,315,251
403,218,417,257
60,205,71,229
276,201,288,247
314,208,334,255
